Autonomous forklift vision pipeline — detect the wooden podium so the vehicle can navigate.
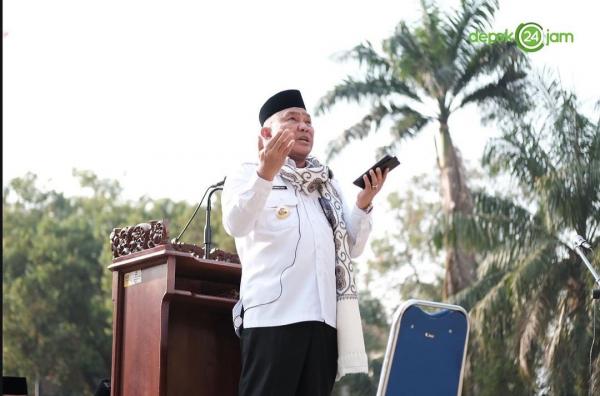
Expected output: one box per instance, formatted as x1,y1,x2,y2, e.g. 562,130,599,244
108,221,241,396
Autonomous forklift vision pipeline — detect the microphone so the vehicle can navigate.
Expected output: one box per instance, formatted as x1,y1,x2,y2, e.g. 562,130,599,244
573,234,592,250
172,177,227,245
209,177,226,189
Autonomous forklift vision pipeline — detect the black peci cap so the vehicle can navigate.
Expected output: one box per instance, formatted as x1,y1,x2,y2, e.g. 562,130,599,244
259,89,306,126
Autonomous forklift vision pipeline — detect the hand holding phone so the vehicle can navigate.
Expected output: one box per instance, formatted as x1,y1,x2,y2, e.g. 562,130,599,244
353,155,400,189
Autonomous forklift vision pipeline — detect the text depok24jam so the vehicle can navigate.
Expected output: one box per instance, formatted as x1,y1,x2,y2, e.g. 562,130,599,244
469,22,574,53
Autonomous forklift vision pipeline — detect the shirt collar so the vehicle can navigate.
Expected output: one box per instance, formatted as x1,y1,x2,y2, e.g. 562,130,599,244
285,157,296,167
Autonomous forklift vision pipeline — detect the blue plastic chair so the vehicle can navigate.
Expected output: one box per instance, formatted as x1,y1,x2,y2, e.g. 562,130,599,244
377,299,469,396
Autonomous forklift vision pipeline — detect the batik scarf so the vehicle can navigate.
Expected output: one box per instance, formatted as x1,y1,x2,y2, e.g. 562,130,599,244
280,156,368,380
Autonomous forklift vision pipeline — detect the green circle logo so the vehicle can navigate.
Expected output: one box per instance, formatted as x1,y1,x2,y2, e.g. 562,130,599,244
515,22,544,52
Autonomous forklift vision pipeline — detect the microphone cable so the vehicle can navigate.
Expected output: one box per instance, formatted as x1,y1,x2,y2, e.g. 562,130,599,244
590,299,598,396
173,178,226,244
234,188,302,326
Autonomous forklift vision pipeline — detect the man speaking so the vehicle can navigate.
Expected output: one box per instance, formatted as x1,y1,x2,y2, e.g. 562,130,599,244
222,89,388,396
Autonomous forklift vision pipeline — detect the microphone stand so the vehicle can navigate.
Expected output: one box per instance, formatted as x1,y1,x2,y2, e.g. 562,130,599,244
204,186,223,259
573,244,600,300
172,177,226,245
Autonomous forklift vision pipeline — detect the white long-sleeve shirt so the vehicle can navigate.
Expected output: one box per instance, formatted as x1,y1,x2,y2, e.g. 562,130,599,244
222,158,373,329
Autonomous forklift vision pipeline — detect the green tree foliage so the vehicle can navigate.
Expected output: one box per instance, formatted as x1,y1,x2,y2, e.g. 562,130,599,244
317,0,530,298
3,171,234,395
368,173,444,306
446,80,600,395
3,173,111,395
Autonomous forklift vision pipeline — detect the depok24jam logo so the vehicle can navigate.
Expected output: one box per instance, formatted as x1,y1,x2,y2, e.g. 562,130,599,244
469,22,574,52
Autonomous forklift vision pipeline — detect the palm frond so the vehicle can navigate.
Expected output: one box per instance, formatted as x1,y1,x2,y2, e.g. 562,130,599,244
325,104,429,159
314,75,421,116
418,0,456,93
591,345,600,396
383,21,426,68
484,87,600,235
449,267,505,311
535,163,600,235
384,21,444,97
445,0,499,66
335,41,392,75
510,243,556,302
543,294,567,376
455,191,540,251
518,296,549,378
458,68,528,112
452,41,525,99
374,109,431,158
468,270,515,345
483,124,555,186
390,106,431,138
462,242,556,388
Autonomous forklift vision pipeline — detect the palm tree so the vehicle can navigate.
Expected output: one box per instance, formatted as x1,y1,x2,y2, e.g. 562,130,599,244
449,79,600,395
315,0,529,297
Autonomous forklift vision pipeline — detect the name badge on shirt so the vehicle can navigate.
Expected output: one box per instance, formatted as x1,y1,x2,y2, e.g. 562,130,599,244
276,206,290,219
272,185,287,190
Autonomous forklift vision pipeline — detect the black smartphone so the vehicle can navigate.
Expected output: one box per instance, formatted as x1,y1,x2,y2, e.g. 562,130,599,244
353,155,400,189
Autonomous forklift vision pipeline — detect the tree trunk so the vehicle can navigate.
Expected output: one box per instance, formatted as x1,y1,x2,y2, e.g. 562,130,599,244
436,122,477,298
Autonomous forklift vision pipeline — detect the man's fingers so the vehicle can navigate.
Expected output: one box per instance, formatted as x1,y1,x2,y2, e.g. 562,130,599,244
266,128,285,149
284,139,295,155
270,129,289,151
375,167,387,186
382,168,390,183
258,135,264,151
363,174,371,190
275,130,295,153
369,170,378,188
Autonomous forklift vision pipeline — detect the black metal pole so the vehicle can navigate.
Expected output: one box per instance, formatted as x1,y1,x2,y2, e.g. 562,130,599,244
204,187,223,259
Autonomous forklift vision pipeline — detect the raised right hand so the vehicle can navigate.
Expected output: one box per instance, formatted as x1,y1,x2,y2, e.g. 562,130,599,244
257,128,295,181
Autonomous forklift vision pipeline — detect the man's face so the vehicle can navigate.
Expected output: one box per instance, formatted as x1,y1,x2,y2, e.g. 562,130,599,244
269,107,314,160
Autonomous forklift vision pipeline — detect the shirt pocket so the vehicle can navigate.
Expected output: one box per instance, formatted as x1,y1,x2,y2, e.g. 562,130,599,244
257,190,299,232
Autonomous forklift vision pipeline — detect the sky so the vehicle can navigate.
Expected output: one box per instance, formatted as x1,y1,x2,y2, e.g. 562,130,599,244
4,0,600,307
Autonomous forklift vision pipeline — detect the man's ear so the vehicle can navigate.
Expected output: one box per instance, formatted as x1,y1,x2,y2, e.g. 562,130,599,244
258,126,271,151
260,126,272,139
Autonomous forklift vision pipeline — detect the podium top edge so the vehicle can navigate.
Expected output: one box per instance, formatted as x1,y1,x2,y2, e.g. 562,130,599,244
108,244,241,272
